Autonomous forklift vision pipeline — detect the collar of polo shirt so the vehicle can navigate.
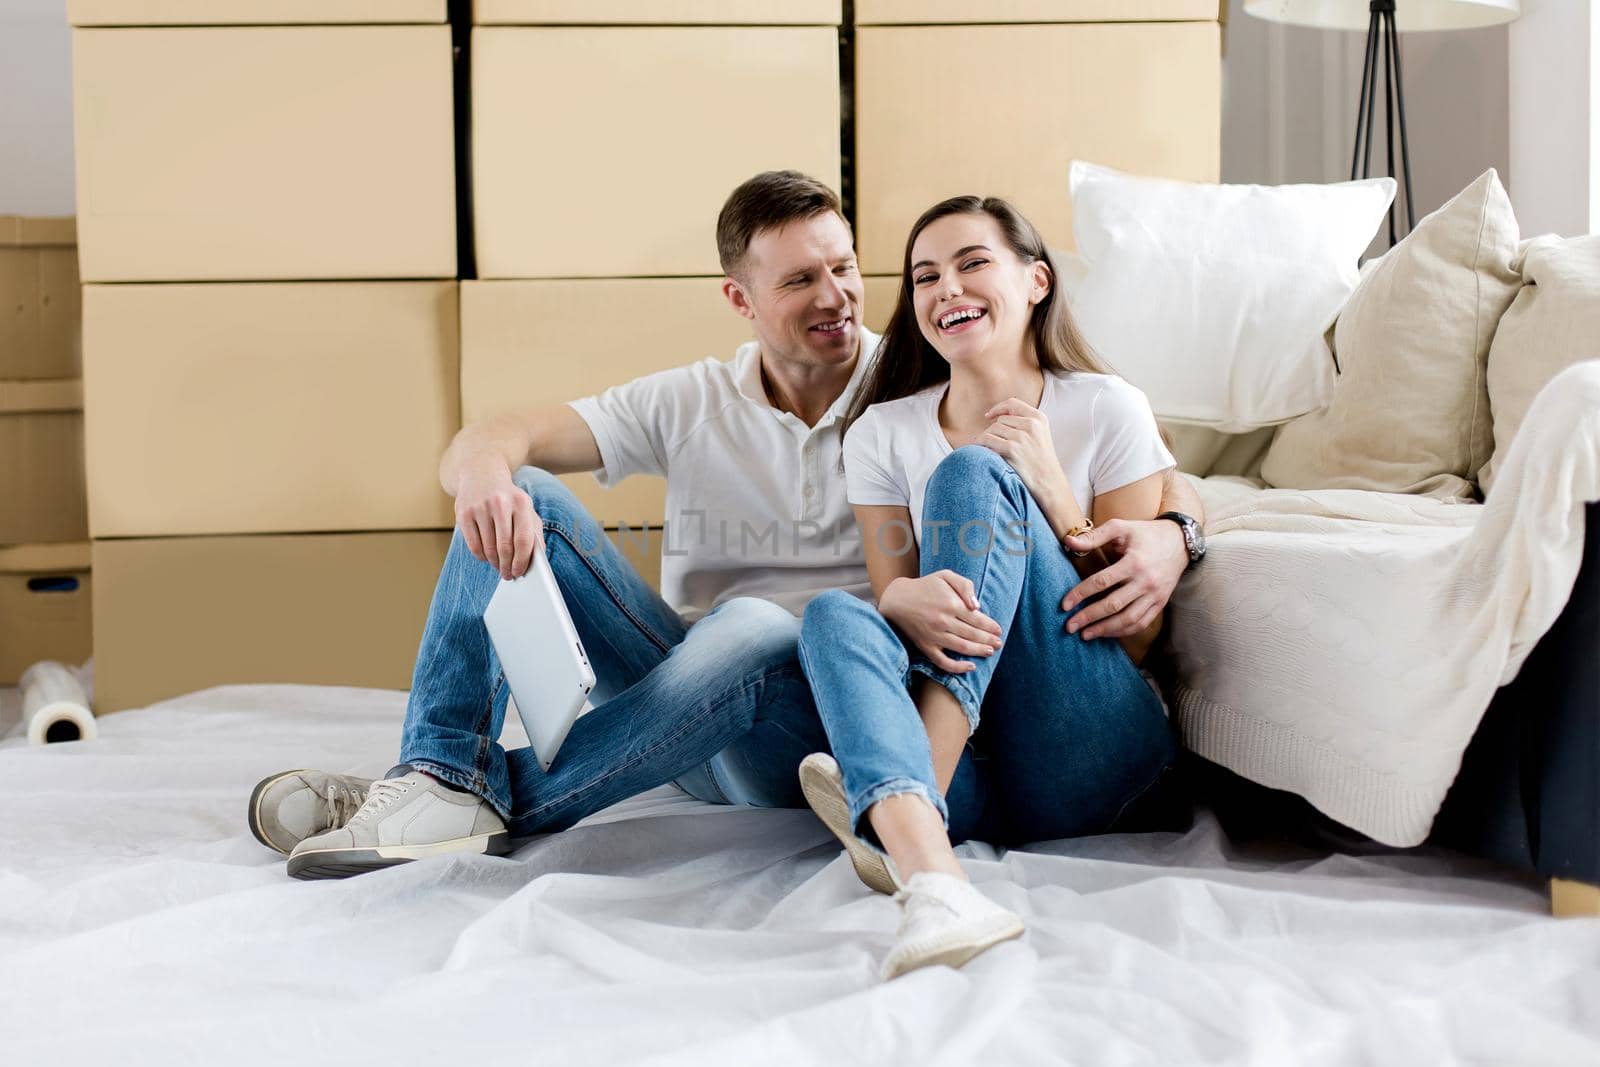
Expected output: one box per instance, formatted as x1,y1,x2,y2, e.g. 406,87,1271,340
734,334,878,426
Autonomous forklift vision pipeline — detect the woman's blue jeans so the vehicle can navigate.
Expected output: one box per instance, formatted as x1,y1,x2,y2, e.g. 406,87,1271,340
797,446,1177,850
396,467,828,837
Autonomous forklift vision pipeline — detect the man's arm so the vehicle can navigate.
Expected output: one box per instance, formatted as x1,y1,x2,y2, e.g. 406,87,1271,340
1060,468,1205,641
438,404,602,498
1159,466,1206,527
440,404,604,581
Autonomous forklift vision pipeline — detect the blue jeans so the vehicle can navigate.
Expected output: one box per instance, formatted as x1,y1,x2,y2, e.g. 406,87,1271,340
396,467,827,837
797,446,1177,850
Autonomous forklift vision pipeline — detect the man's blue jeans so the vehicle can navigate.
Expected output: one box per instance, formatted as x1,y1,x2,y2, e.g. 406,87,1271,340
797,446,1177,850
396,467,827,837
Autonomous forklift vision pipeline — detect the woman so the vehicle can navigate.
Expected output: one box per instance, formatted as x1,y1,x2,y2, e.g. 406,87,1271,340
796,196,1178,980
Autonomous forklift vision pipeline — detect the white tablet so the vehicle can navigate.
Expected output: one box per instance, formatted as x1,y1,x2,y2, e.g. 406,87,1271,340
482,549,596,772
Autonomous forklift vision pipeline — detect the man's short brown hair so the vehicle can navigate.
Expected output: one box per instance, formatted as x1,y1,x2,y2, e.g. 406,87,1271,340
716,170,846,279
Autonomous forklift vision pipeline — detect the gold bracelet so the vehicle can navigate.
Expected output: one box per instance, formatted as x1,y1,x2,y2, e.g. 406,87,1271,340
1063,519,1093,557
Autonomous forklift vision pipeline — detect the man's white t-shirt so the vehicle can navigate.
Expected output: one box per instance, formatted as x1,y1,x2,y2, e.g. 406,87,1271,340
843,371,1176,547
567,331,879,624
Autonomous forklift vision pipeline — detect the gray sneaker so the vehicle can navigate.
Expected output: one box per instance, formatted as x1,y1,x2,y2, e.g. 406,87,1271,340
286,771,511,880
799,753,902,896
248,769,372,855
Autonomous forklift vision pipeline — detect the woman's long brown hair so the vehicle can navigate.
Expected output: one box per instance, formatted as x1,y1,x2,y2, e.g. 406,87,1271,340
843,195,1115,442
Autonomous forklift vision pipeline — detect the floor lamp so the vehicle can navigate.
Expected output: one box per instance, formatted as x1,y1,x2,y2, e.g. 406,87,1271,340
1243,0,1522,245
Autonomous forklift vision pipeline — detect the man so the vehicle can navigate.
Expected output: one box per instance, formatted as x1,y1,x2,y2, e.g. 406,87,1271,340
246,171,1207,881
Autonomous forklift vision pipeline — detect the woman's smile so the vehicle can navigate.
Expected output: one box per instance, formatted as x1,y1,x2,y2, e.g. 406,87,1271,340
935,305,987,335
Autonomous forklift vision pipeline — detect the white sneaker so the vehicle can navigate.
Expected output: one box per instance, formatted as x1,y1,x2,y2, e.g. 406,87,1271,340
247,769,372,855
798,753,901,895
881,871,1025,980
286,771,511,880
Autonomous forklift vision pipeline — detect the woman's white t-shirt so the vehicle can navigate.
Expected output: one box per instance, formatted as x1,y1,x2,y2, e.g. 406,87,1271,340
843,371,1176,547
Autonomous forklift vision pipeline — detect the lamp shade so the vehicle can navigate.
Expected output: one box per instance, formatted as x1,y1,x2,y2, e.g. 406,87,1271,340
1244,0,1520,31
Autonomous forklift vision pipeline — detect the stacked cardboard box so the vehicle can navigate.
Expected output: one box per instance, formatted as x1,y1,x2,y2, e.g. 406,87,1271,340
0,544,92,686
69,1,461,711
0,218,91,683
70,3,457,281
852,1,1222,306
460,279,757,526
61,0,1225,711
464,0,843,536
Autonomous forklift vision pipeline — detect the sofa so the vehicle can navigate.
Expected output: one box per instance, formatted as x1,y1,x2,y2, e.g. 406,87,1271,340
1065,165,1599,913
1432,499,1599,906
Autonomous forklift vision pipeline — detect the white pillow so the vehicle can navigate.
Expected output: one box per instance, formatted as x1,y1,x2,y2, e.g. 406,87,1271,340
1066,161,1395,432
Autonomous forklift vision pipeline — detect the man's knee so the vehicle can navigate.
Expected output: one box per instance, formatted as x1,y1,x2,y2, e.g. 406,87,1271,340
697,596,801,662
511,464,571,505
510,465,586,528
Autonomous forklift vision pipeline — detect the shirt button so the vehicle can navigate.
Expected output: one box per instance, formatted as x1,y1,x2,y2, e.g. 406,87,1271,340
804,485,814,497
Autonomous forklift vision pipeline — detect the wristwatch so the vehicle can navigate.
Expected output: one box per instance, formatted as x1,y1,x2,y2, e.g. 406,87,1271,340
1157,511,1206,566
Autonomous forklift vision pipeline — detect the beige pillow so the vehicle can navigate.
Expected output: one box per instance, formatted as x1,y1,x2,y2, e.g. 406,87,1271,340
1162,422,1278,480
1479,234,1600,495
1260,169,1521,499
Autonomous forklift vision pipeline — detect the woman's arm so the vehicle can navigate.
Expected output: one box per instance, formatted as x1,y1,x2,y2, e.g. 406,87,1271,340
978,398,1090,541
1160,466,1206,527
1086,470,1172,664
855,504,920,600
854,504,1002,674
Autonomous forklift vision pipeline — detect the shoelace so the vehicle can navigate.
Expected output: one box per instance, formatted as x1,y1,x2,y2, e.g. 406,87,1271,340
893,875,971,923
321,781,367,830
894,887,945,915
347,777,412,825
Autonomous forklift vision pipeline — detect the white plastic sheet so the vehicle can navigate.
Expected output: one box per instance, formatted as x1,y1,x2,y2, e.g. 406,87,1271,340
0,684,1595,1065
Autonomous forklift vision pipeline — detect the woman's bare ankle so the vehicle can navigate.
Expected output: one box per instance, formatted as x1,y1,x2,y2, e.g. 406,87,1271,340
894,851,967,882
868,793,968,883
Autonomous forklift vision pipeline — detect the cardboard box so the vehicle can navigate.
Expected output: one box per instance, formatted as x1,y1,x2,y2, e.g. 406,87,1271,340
862,275,899,335
0,380,89,545
473,26,841,278
68,1,446,24
473,1,839,23
0,218,81,381
72,26,455,281
855,0,1216,23
461,278,756,524
0,543,93,685
83,282,460,538
91,526,662,712
855,21,1220,273
91,532,451,712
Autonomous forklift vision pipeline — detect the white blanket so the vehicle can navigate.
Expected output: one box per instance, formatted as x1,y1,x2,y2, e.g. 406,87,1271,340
1171,362,1600,846
1,684,1596,1065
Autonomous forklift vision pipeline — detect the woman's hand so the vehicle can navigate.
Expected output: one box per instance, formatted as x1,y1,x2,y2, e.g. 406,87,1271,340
980,398,1078,522
879,572,1003,674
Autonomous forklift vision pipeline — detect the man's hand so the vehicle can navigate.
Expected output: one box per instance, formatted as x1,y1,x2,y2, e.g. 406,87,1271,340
454,458,544,581
1060,518,1190,640
879,572,1003,674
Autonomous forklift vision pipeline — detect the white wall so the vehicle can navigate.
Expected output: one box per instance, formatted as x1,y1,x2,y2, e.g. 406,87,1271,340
1223,0,1512,240
1508,0,1597,236
1,0,74,216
